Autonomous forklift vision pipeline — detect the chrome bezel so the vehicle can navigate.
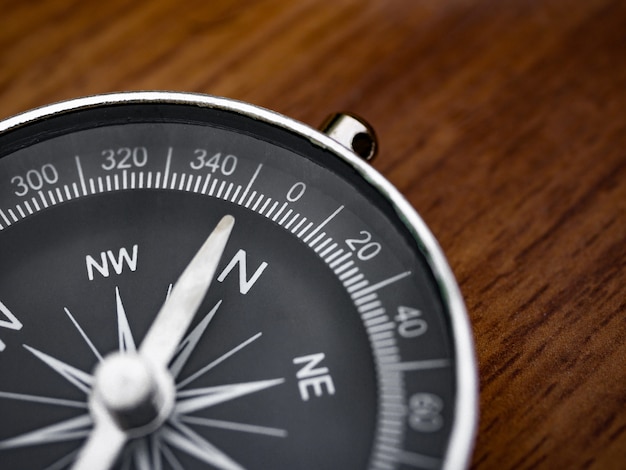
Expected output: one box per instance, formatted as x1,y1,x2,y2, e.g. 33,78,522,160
0,91,478,469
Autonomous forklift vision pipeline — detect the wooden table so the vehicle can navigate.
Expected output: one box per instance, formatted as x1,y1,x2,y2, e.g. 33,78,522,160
1,1,625,468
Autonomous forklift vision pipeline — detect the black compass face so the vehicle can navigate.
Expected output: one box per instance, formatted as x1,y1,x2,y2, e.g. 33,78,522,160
0,94,476,470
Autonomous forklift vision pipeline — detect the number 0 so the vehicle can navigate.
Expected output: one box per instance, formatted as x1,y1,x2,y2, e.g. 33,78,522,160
286,182,306,202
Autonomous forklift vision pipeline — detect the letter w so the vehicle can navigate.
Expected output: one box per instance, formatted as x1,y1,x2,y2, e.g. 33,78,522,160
108,245,138,275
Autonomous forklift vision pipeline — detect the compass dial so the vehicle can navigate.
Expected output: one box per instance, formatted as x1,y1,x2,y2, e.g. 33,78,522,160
0,93,476,469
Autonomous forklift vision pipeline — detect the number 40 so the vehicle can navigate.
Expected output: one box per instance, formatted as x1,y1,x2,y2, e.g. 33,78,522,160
395,306,428,339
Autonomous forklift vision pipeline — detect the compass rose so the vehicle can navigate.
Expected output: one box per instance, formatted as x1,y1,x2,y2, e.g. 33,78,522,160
0,216,286,469
0,287,285,470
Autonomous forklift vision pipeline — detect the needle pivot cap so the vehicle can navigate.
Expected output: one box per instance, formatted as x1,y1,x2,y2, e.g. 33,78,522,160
93,352,173,434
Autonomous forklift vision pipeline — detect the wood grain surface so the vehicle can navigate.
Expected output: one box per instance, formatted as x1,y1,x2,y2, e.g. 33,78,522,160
1,1,625,468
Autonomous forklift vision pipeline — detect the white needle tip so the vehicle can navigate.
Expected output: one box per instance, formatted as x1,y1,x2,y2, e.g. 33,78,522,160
140,215,235,368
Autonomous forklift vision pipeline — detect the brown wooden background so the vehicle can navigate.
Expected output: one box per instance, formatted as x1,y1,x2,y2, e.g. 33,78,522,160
1,1,625,468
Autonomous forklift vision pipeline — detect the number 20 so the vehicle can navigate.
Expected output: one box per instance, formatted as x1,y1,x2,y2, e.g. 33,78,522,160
345,231,381,260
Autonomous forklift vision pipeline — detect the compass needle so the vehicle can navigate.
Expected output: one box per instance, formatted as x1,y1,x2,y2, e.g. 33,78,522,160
140,214,235,367
71,418,126,470
0,93,476,469
71,216,235,470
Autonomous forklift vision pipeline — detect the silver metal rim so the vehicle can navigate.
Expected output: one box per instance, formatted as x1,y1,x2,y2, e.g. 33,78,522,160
0,91,478,469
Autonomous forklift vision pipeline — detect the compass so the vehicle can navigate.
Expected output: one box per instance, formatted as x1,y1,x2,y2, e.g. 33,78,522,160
0,92,477,470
